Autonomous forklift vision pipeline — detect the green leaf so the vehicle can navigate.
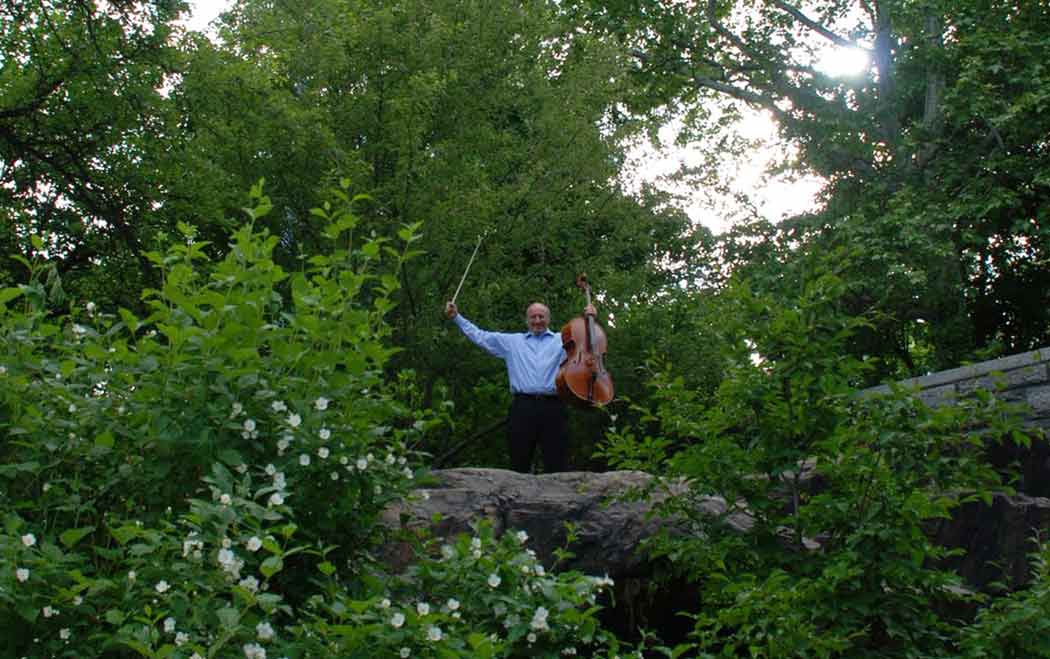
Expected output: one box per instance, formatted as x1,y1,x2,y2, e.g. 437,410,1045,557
216,450,245,468
318,561,336,576
60,526,96,548
260,556,284,578
0,286,24,306
257,593,282,613
217,607,240,629
94,431,115,450
109,524,141,545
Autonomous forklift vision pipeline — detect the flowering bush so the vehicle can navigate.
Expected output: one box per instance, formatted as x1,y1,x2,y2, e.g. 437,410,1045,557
301,521,621,657
0,182,626,658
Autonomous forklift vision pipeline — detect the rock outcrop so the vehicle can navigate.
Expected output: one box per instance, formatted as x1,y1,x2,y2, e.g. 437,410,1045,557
383,466,1050,593
381,467,751,578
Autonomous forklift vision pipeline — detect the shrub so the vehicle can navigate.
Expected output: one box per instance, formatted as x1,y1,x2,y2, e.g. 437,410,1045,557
0,182,623,658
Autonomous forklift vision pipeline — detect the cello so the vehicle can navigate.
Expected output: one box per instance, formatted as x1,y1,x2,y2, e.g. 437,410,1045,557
556,274,614,407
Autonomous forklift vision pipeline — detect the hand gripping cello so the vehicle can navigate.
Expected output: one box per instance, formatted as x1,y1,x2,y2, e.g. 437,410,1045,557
555,274,614,407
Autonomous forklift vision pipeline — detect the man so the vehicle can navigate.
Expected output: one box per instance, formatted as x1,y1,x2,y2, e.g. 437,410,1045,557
445,299,595,473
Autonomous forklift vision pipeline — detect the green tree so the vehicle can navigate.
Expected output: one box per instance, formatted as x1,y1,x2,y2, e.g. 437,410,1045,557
0,0,188,307
582,0,1050,375
198,0,700,467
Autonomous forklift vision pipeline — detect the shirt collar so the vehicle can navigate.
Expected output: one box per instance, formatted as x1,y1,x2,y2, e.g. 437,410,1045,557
525,329,556,340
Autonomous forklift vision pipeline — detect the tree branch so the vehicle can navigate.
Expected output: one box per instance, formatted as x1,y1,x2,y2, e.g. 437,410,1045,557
770,0,858,49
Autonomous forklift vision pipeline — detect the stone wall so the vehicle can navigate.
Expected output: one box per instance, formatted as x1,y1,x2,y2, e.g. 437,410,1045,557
866,346,1050,499
865,346,1050,431
864,347,1050,588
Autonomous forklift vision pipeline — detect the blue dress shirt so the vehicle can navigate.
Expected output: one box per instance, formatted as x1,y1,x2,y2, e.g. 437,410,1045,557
453,314,565,395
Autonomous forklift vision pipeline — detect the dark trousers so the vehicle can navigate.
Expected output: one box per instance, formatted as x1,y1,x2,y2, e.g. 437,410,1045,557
507,395,568,473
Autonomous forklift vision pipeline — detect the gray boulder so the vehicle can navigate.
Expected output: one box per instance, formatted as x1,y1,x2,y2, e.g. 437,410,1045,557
380,467,751,578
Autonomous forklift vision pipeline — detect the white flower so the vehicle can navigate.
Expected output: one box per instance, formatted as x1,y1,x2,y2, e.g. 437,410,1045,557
286,413,301,428
222,537,232,549
531,606,549,631
441,544,455,560
319,428,331,440
446,598,459,611
390,612,405,628
268,492,285,507
317,447,329,459
473,549,482,559
246,536,263,552
272,472,286,489
299,454,310,466
516,530,528,544
271,400,287,413
244,418,257,432
471,537,481,550
386,453,396,465
276,438,290,452
330,471,339,480
230,402,243,418
73,596,82,605
417,602,430,616
164,617,176,632
527,632,537,643
239,576,260,593
175,631,189,646
220,493,232,506
243,642,267,659
155,580,170,594
399,648,411,658
191,654,204,659
128,570,136,582
256,621,275,641
356,458,368,470
43,605,57,618
21,533,35,547
60,627,71,640
265,463,277,475
403,467,414,479
68,403,77,413
314,397,329,411
535,565,545,576
427,625,443,642
0,365,6,375
380,598,391,609
374,485,382,495
488,573,501,588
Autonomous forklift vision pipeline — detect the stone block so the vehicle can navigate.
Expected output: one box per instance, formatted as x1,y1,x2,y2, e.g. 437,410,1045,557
1027,384,1050,415
957,365,1048,395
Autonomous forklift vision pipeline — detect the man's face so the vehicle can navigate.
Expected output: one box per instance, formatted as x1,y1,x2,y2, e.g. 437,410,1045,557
526,303,551,335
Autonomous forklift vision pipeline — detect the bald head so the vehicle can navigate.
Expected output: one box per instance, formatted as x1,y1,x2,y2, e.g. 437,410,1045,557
525,302,551,335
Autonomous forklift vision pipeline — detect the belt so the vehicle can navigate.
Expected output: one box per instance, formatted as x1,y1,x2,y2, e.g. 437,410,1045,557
513,392,559,400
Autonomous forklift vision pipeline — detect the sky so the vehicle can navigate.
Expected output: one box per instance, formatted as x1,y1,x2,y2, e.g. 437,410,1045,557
180,1,866,235
181,0,226,33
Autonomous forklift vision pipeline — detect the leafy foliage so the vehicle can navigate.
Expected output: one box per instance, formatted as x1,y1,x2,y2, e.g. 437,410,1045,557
0,185,621,657
602,269,1040,656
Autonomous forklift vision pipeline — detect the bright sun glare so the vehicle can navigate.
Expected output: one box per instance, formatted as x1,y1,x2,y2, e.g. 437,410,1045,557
817,46,871,78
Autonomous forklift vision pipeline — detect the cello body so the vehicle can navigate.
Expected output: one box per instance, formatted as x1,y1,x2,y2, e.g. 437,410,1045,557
555,274,614,407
